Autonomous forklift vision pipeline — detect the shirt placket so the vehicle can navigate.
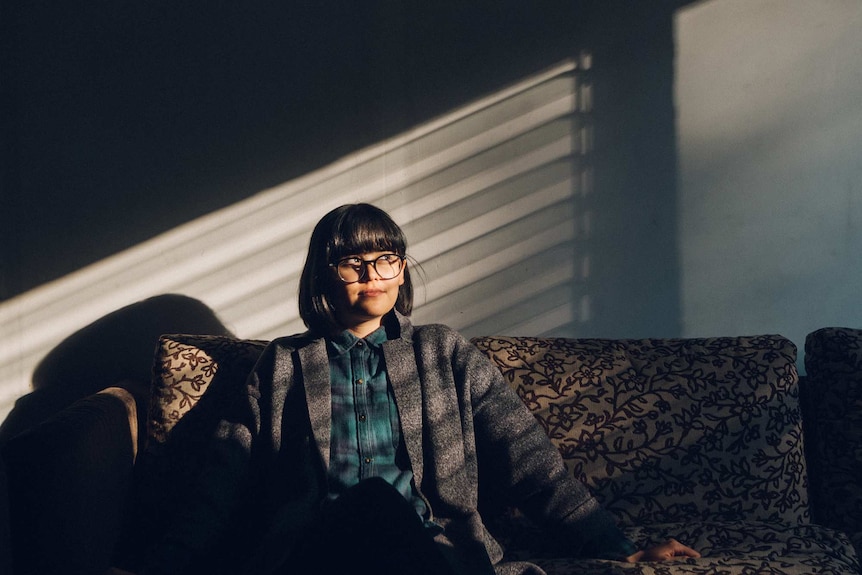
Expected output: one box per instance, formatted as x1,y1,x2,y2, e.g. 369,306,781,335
352,340,376,479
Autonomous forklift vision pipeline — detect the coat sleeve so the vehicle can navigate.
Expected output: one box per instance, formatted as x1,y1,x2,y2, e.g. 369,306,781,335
454,335,637,560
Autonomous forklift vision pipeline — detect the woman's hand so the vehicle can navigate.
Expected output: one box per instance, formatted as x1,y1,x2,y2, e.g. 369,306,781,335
625,538,700,562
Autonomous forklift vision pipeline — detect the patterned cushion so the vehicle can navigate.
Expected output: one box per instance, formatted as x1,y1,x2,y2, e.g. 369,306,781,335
147,334,268,445
803,327,862,540
471,335,808,527
117,334,268,571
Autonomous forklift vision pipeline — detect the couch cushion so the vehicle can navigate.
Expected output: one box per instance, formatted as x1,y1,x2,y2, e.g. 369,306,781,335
471,335,808,527
512,521,859,575
147,333,268,446
115,334,268,572
803,327,862,539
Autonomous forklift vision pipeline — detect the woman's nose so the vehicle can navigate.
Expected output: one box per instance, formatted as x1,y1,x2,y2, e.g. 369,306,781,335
361,261,382,281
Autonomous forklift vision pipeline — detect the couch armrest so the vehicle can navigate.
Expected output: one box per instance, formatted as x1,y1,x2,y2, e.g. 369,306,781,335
1,387,137,575
0,453,11,575
803,327,862,536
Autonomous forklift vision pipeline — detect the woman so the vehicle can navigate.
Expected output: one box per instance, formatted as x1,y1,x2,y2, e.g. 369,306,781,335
142,203,698,575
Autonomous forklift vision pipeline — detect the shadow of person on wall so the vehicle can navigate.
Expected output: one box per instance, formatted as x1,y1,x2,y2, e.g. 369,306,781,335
0,294,235,575
0,293,234,446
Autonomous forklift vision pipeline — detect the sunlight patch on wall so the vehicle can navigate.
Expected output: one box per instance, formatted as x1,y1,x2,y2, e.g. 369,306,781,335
0,57,593,419
675,0,862,363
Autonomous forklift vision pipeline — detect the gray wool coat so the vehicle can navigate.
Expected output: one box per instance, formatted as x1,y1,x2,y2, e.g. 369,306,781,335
146,313,629,575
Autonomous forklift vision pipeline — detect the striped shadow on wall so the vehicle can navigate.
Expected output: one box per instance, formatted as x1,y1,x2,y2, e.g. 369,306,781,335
0,56,593,418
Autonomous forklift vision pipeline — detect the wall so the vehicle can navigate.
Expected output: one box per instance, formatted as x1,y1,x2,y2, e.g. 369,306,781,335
1,2,683,418
676,0,862,367
3,0,860,419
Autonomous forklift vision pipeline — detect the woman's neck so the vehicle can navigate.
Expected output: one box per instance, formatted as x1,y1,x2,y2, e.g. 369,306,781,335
344,318,383,339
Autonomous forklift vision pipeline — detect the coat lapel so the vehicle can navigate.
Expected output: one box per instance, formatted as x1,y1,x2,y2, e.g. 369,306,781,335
384,337,425,487
298,340,332,470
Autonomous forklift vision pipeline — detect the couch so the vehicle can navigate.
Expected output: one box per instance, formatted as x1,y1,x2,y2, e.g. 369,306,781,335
471,333,860,574
2,327,862,575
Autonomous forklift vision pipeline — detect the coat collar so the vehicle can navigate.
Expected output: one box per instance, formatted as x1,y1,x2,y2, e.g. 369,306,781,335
382,311,424,487
298,339,332,469
383,334,425,488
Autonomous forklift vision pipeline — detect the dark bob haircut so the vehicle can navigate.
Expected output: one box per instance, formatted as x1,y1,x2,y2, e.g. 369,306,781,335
298,203,413,334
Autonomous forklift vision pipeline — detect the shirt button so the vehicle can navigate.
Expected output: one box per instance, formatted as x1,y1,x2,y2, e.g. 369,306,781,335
358,413,367,422
356,378,364,385
356,341,364,347
364,457,373,464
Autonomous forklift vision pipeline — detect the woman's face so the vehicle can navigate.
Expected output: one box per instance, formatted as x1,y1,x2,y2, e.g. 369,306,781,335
330,250,405,337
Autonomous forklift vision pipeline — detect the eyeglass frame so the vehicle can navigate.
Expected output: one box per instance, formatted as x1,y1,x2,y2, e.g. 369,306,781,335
328,253,407,284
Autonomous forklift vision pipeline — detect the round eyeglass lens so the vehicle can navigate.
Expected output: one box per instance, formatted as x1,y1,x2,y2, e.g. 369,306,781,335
335,254,403,283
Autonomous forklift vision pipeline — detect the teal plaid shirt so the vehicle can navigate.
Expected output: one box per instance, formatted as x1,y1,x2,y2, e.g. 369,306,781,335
326,326,428,519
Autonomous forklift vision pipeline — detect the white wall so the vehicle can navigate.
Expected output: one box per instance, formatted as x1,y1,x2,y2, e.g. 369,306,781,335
676,0,862,367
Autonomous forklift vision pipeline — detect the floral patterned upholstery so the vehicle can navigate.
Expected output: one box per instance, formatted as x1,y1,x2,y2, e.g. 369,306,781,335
147,334,267,446
117,334,268,571
130,332,860,575
471,335,807,526
804,327,862,555
472,334,860,575
524,522,857,575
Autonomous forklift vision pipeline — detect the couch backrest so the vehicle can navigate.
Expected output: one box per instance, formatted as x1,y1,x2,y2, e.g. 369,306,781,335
471,334,808,527
135,332,809,540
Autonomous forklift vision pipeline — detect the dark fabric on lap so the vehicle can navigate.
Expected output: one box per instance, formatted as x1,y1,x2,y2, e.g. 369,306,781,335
286,477,459,575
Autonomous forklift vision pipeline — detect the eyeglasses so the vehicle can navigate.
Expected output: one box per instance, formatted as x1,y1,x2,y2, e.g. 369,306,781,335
329,254,406,284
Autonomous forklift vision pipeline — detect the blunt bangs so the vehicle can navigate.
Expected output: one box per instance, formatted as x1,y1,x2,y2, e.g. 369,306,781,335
326,206,407,262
